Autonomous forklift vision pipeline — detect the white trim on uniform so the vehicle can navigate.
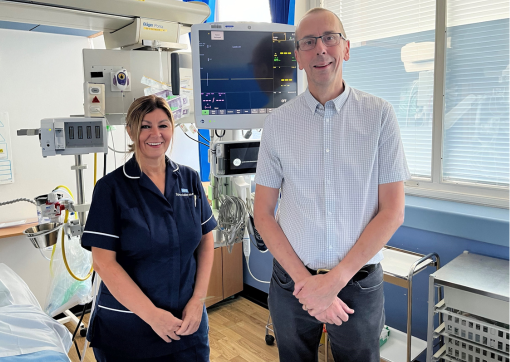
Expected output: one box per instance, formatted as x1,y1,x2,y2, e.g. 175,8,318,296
123,162,141,179
173,165,179,172
201,214,213,226
83,231,120,239
98,305,134,313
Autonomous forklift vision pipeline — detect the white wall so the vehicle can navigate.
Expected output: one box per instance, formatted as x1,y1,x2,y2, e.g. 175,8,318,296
294,0,311,24
0,29,200,305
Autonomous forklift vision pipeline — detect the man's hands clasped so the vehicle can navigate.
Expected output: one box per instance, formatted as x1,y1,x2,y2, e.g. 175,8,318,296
293,273,354,325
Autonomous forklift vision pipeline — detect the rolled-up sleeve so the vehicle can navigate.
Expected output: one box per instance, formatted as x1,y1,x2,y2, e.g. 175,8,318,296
81,178,120,252
378,102,411,184
254,116,283,189
196,173,217,235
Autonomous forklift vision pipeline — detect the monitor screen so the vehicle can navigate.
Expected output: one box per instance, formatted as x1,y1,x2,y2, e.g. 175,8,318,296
192,22,301,129
226,142,260,175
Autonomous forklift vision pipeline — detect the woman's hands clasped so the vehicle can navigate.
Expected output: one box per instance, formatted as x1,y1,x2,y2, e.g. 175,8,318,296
176,296,204,336
147,308,183,343
146,296,204,342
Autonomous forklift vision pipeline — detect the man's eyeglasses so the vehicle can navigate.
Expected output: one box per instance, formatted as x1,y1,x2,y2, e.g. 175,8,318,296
296,33,347,51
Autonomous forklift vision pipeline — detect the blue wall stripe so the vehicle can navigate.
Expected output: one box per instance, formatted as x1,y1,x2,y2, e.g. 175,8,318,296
404,196,509,247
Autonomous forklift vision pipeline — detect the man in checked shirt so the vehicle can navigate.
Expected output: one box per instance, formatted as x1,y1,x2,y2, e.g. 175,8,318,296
254,7,410,362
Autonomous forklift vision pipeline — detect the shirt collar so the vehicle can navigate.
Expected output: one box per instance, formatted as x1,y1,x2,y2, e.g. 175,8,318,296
123,155,179,180
303,81,351,115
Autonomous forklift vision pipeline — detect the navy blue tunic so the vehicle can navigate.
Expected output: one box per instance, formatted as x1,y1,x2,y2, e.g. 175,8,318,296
81,156,217,359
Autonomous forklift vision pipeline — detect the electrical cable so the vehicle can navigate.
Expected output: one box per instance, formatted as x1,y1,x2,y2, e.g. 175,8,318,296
0,198,36,206
75,144,108,359
109,130,118,170
80,274,100,362
217,195,246,253
93,153,97,186
74,339,81,360
245,255,270,284
71,271,95,358
197,131,210,145
108,146,129,153
103,153,107,176
242,193,269,284
73,149,107,358
215,129,226,138
100,112,118,169
245,195,268,253
182,130,210,148
77,156,108,359
242,130,252,139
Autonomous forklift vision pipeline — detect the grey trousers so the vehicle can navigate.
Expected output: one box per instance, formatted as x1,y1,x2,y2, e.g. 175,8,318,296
268,259,385,362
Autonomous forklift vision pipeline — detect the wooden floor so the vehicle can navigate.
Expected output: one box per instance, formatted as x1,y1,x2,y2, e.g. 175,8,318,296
66,296,334,362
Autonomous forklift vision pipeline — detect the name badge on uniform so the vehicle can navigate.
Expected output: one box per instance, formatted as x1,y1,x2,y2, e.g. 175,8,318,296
176,188,194,197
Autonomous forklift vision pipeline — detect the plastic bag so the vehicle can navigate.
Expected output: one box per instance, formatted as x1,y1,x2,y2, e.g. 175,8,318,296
44,232,93,317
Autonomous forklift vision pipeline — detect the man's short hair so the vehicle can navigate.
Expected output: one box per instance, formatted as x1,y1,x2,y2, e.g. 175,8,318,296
296,8,347,41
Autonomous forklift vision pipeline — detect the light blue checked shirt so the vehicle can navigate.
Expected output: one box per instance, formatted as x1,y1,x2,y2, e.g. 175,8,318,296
255,83,410,270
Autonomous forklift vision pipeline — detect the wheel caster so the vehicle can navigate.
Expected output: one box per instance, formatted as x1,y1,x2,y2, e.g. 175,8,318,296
265,334,275,345
80,327,87,337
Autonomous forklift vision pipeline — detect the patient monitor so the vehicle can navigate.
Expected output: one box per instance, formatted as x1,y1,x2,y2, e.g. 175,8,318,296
191,22,302,129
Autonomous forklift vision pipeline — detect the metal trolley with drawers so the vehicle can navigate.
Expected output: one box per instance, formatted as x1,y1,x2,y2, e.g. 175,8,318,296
426,252,509,362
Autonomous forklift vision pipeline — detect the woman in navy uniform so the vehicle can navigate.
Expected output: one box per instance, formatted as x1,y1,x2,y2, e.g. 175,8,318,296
81,95,217,361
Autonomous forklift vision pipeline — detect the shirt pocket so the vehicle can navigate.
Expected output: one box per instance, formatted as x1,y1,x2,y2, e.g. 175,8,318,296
176,193,200,226
119,208,151,255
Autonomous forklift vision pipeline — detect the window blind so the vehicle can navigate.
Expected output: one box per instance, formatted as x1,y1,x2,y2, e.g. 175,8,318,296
324,0,509,187
443,0,509,187
324,0,436,178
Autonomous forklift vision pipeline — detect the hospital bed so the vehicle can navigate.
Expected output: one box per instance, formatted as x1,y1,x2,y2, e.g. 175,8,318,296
0,263,72,362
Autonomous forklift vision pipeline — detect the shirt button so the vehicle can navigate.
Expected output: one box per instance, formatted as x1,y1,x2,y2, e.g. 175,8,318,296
328,212,332,216
326,149,330,153
326,118,330,122
327,180,331,184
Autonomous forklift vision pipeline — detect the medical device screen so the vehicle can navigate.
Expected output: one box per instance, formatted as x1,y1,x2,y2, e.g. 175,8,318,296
193,24,298,129
225,142,260,175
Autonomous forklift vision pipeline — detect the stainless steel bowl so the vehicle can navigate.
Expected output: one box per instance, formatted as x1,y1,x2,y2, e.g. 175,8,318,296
23,222,63,248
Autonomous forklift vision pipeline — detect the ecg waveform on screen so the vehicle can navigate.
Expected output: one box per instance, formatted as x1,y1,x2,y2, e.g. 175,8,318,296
198,30,297,113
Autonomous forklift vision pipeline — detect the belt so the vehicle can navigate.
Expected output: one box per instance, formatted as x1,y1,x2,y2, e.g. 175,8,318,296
306,264,377,281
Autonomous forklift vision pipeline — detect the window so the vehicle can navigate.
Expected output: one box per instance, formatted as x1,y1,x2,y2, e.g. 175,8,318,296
322,0,509,207
218,0,271,22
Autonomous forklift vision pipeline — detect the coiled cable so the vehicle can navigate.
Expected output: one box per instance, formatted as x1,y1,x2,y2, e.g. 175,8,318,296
0,198,36,206
217,195,247,252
